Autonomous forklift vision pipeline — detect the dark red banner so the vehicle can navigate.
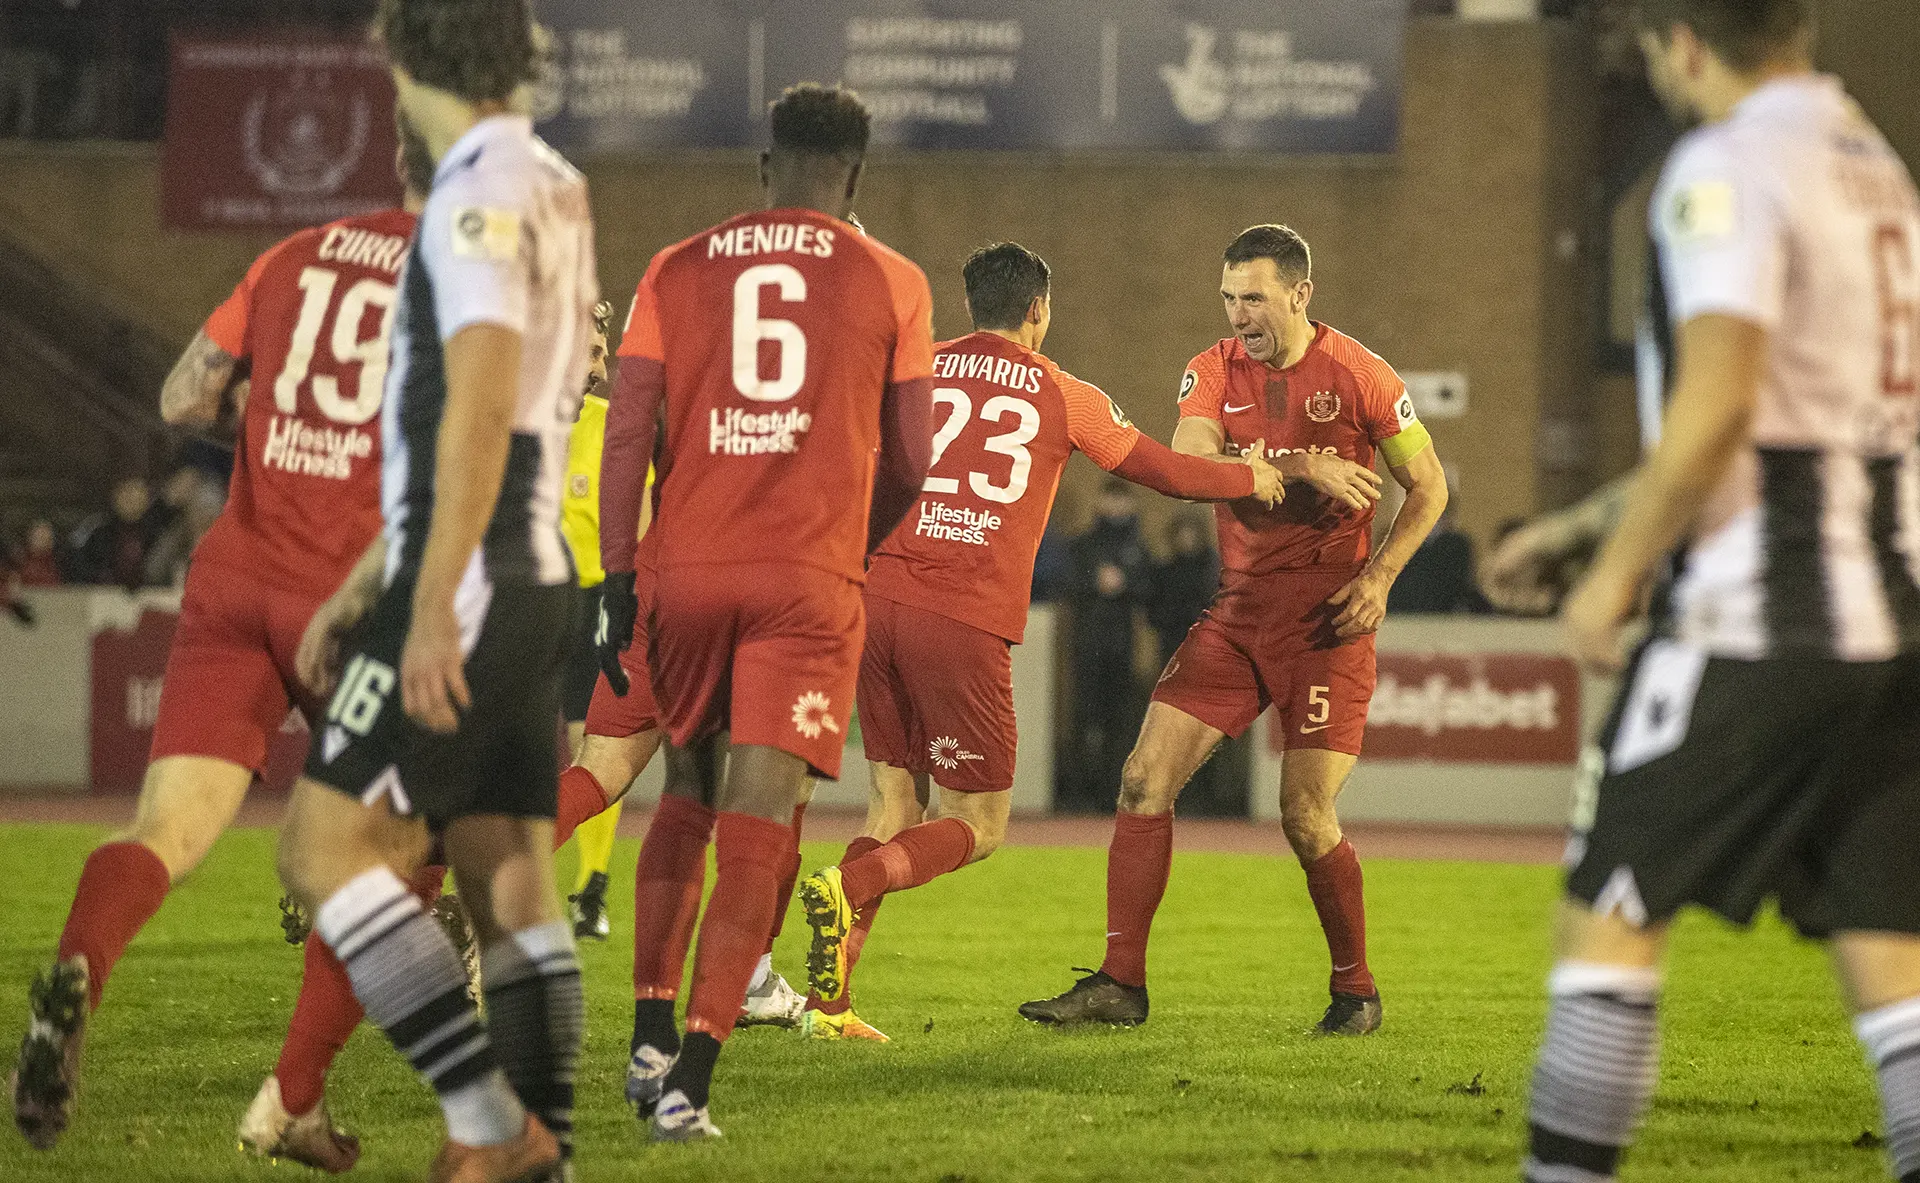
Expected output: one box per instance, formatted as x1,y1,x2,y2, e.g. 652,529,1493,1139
1268,650,1582,764
89,606,307,795
162,35,400,233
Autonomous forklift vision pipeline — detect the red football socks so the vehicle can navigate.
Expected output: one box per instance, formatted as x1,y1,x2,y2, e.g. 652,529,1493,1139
553,765,610,849
632,793,715,1000
275,863,446,1115
274,933,361,1115
810,835,883,1017
835,817,976,912
682,811,790,1041
1098,811,1174,989
57,840,172,1010
1305,839,1375,997
764,802,807,953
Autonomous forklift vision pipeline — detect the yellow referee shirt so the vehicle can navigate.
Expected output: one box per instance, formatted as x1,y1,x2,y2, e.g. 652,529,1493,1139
561,393,608,588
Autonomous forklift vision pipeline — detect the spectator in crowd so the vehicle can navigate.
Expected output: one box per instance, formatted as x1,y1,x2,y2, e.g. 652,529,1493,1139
68,476,165,589
1031,521,1071,603
143,463,227,587
14,519,63,587
1385,494,1491,615
1061,478,1153,811
1146,512,1219,666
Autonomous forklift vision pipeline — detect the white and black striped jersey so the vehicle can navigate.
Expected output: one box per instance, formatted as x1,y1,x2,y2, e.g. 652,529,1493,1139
1653,75,1920,661
381,114,598,592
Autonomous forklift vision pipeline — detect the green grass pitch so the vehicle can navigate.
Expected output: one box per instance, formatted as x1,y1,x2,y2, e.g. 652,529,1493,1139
0,820,1893,1181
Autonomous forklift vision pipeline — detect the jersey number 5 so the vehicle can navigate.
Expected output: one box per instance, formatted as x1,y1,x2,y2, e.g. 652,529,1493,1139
274,266,397,425
924,387,1039,504
1875,222,1919,397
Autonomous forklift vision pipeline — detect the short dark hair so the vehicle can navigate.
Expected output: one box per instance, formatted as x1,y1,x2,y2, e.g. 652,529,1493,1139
963,242,1051,332
1634,0,1812,72
376,0,537,104
769,84,871,159
396,114,436,196
1224,224,1311,284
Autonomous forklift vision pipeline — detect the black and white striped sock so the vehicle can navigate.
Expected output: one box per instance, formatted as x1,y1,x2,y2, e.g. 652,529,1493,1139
1524,962,1663,1183
1856,995,1920,1182
315,868,525,1147
482,920,583,1159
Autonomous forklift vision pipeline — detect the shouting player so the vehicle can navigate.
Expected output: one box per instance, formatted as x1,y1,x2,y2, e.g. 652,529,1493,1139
594,83,933,1140
274,1,597,1178
1522,3,1920,1181
8,139,430,1156
795,242,1282,1040
1021,224,1448,1035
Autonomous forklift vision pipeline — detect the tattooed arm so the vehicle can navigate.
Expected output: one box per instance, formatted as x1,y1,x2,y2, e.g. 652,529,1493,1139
160,330,245,431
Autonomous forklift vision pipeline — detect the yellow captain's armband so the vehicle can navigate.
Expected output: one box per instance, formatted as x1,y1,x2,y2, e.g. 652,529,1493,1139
1378,421,1432,468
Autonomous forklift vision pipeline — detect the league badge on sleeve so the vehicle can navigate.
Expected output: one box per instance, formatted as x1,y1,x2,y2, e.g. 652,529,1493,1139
450,206,523,260
1664,180,1737,244
1178,369,1197,402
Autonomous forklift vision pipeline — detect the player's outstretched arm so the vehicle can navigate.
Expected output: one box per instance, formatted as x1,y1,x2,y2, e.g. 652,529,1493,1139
401,323,523,732
159,330,243,430
1329,443,1448,638
1110,433,1272,505
869,376,935,553
1562,313,1765,670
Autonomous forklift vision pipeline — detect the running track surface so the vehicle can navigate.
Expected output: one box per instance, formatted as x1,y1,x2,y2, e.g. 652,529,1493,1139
0,794,1565,865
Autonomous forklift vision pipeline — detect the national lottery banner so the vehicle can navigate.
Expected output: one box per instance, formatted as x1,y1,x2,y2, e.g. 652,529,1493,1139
530,0,1402,155
162,35,402,233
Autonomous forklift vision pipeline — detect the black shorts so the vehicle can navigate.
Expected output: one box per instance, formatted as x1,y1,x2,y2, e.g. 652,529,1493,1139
561,582,603,725
304,576,578,823
1565,641,1920,938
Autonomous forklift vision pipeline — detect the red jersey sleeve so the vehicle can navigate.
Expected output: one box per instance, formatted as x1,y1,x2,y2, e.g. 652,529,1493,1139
1059,372,1141,471
202,234,296,359
874,250,935,384
1176,345,1229,420
1331,335,1430,466
616,253,667,363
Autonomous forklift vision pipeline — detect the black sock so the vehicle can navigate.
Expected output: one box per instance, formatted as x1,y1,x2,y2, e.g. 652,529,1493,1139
633,998,681,1056
481,922,583,1159
662,1032,721,1109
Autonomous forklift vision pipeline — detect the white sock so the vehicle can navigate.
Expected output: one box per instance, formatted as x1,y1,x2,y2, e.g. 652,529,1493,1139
748,953,774,991
441,1074,528,1147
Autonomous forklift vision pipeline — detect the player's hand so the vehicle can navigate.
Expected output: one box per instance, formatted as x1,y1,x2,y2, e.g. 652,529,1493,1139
297,592,363,697
1293,453,1384,512
400,599,470,734
1561,565,1639,673
1241,439,1284,508
595,569,638,697
1483,513,1579,616
1327,567,1391,638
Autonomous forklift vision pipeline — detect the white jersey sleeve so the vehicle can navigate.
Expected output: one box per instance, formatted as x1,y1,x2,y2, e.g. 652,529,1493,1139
421,166,533,340
1652,131,1789,330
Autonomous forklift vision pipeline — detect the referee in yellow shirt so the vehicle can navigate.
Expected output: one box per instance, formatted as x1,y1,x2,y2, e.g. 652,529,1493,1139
561,301,623,938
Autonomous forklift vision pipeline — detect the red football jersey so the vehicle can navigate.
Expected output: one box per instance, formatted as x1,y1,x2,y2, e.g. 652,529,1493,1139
866,332,1141,643
194,208,416,595
617,208,934,584
1178,323,1421,578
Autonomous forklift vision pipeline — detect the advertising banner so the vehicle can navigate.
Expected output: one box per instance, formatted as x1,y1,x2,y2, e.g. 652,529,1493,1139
531,1,1401,155
162,35,401,233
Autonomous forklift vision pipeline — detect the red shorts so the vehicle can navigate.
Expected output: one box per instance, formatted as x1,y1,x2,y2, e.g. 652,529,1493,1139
857,593,1016,794
1151,565,1376,755
150,557,328,774
649,563,864,779
583,567,661,739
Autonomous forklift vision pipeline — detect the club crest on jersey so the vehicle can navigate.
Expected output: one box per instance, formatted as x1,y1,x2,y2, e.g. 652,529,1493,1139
791,691,840,741
568,473,590,499
1305,389,1341,423
1178,369,1198,402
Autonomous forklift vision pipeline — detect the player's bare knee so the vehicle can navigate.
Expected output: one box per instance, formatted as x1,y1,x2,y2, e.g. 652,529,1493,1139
1118,751,1177,815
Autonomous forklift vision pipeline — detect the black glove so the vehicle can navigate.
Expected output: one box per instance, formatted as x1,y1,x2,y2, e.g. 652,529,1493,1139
595,569,638,696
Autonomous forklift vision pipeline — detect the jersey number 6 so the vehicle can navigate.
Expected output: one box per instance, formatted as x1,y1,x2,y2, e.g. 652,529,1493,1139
732,263,807,402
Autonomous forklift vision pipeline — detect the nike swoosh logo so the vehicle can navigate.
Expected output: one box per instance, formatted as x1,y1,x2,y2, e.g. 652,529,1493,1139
1224,402,1255,413
1333,962,1359,972
1299,723,1333,734
1106,932,1123,938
